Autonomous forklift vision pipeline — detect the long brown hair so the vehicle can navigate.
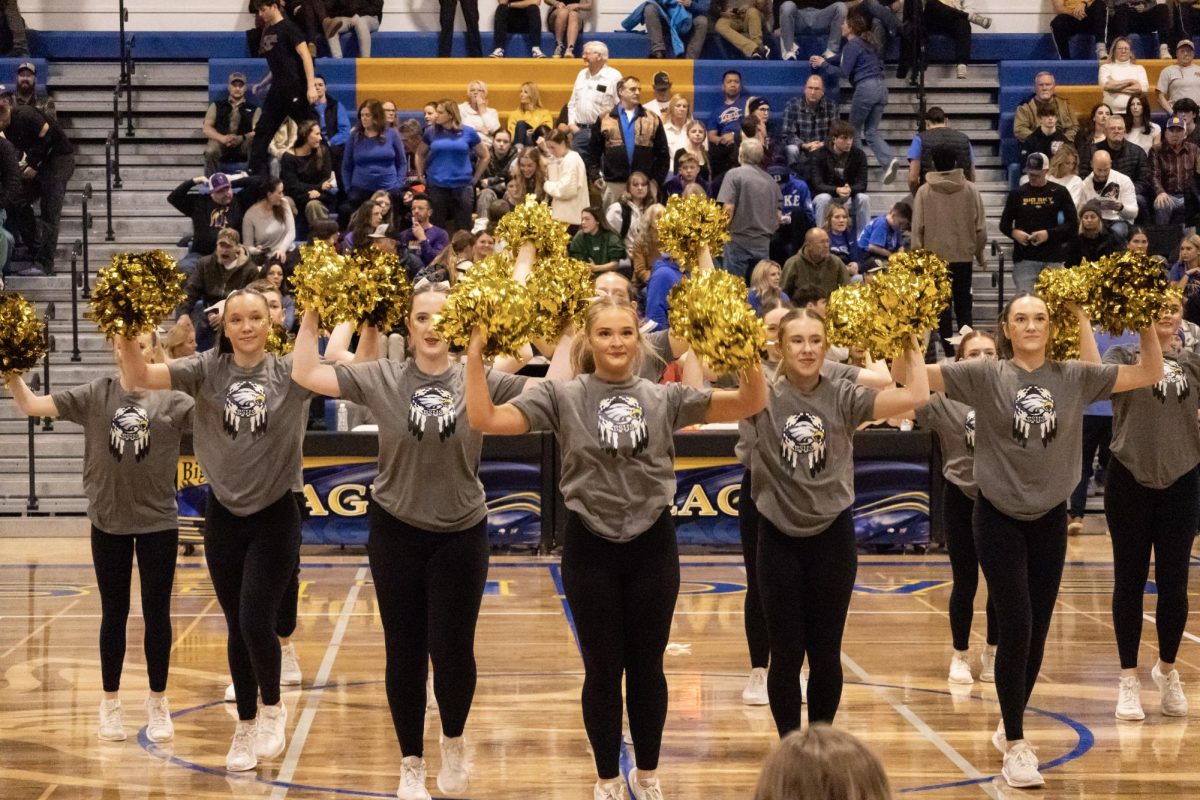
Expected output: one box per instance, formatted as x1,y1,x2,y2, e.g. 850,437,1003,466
293,119,331,173
753,725,893,800
355,99,387,141
846,10,880,52
509,148,548,202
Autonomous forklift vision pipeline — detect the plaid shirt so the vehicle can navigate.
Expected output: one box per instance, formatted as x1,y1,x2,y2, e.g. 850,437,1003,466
1151,140,1200,196
782,96,835,149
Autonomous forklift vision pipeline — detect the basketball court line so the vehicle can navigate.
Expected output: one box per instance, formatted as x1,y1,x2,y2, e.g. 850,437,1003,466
1142,612,1200,646
0,597,86,660
169,597,217,654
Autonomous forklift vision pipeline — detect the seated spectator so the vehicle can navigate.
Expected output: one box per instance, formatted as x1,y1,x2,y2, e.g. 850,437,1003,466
341,193,388,251
281,120,337,222
1169,234,1200,322
471,228,496,263
606,172,659,254
1043,143,1084,198
1020,102,1069,164
13,62,53,120
625,0,710,59
492,0,547,59
591,76,671,208
718,138,781,278
922,0,991,79
504,146,548,206
1172,97,1200,145
570,205,628,274
1013,71,1081,143
308,217,341,247
398,118,424,176
706,70,748,183
778,0,847,62
1100,37,1149,114
1110,0,1172,60
1050,0,1109,60
752,725,892,800
547,0,590,58
822,203,862,275
748,259,789,314
425,229,474,283
677,119,713,183
909,106,975,193
168,172,246,275
418,99,489,233
1077,149,1137,240
1067,199,1122,264
643,71,673,117
243,178,296,264
268,116,301,178
1150,114,1200,224
382,100,398,130
458,81,501,145
812,120,871,234
1000,152,1078,291
782,227,850,300
644,252,685,329
203,72,259,177
475,129,519,218
311,75,350,166
1124,91,1161,152
1096,114,1152,218
663,152,711,198
262,261,297,330
543,128,589,227
342,99,407,215
713,0,770,60
163,323,198,361
1073,102,1112,170
1156,39,1200,113
662,93,694,164
323,0,382,58
858,201,911,265
508,82,556,146
0,0,29,57
628,204,665,286
783,74,835,181
282,0,327,57
399,193,449,267
743,98,774,162
437,0,483,57
174,228,258,352
771,164,814,263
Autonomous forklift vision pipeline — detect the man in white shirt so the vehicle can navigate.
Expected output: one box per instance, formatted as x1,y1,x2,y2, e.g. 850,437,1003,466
567,41,622,156
1076,149,1137,242
643,71,672,118
1156,40,1200,113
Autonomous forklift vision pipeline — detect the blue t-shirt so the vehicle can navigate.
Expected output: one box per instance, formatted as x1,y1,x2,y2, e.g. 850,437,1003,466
644,256,684,329
1088,330,1140,415
828,228,861,266
857,214,902,252
423,125,481,189
707,95,747,138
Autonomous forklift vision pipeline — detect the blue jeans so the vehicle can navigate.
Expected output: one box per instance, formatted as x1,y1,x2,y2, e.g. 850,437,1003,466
722,240,769,280
780,1,847,55
849,77,894,168
859,0,900,52
1155,194,1186,225
1012,259,1058,293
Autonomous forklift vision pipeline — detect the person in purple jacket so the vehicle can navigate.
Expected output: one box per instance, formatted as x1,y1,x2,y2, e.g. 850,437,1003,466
399,193,449,268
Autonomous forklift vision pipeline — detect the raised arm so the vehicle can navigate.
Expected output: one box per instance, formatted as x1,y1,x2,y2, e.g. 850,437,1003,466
465,328,533,434
1074,305,1101,364
292,311,343,397
4,374,58,418
324,321,356,364
117,336,172,390
705,363,768,422
871,344,930,418
1111,324,1164,393
890,348,946,393
856,351,894,389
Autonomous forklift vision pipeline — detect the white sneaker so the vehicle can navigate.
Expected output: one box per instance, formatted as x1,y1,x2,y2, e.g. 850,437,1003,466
956,63,968,79
949,651,974,685
1161,43,1172,59
397,756,431,800
437,734,470,795
145,696,174,743
490,48,504,58
1095,42,1108,60
742,667,769,705
224,682,237,703
1001,742,1044,788
254,703,288,760
629,769,664,800
991,720,1007,757
531,46,547,58
883,158,902,185
594,779,626,800
968,13,991,29
800,670,808,705
280,644,302,686
1152,663,1189,716
1116,675,1146,721
979,648,996,683
782,45,799,61
98,699,126,742
226,721,258,772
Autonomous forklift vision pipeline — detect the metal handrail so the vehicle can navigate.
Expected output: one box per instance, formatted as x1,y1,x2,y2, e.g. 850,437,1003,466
81,185,94,301
105,132,116,240
69,241,82,362
111,87,123,190
990,239,1006,313
40,304,55,433
119,2,134,136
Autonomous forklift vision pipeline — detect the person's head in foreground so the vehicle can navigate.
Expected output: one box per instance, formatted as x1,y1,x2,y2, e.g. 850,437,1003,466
753,724,892,800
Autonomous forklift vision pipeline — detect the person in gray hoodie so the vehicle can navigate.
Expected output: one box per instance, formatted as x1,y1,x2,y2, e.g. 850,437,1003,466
911,144,986,358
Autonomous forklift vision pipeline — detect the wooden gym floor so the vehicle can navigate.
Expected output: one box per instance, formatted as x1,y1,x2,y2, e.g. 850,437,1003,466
0,533,1198,799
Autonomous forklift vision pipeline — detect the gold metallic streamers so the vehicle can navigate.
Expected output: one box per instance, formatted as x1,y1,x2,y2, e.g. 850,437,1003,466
90,250,186,339
1085,251,1175,335
494,195,570,258
658,194,730,273
344,248,412,332
1034,266,1090,361
291,242,411,330
264,324,293,356
667,269,765,373
434,253,534,358
290,240,344,318
525,254,593,339
0,293,47,376
826,283,875,351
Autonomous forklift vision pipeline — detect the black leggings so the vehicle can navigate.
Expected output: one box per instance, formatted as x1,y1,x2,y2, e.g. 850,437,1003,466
438,0,483,57
562,509,680,780
274,491,310,640
943,481,997,652
937,262,974,356
974,494,1067,741
1104,458,1198,669
205,491,302,721
366,506,490,758
923,0,972,64
758,509,857,736
738,469,770,669
91,526,179,694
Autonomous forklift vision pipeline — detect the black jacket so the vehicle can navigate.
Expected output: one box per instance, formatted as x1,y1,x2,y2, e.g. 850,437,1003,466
168,178,246,256
999,181,1078,263
0,138,22,210
810,144,869,197
176,249,259,317
589,104,670,186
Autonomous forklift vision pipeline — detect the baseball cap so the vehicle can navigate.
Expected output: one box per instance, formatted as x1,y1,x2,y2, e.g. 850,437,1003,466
1168,114,1187,129
228,72,247,84
209,172,232,191
653,71,671,90
1178,39,1195,51
17,62,35,75
1024,152,1050,173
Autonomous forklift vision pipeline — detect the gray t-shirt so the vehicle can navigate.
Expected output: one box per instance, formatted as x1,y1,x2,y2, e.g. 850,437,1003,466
1157,64,1200,105
916,393,978,498
749,374,878,537
736,360,860,466
510,373,712,541
716,164,782,248
52,376,193,534
1105,345,1200,489
941,358,1117,520
335,360,527,531
637,330,676,383
169,349,312,516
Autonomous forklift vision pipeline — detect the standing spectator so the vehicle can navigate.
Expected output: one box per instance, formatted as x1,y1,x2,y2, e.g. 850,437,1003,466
1000,152,1078,291
1051,0,1109,60
567,42,622,154
1077,149,1138,241
707,70,748,183
323,0,382,58
923,0,991,80
311,76,350,167
418,100,489,233
1013,71,1081,143
569,205,627,273
1124,91,1161,152
662,152,710,197
242,179,296,264
1156,39,1200,113
281,120,336,222
590,76,671,207
547,0,590,58
630,0,711,59
167,173,247,274
0,135,19,277
507,82,556,146
0,0,29,56
458,81,501,147
438,0,483,56
203,72,260,177
778,0,847,61
718,138,782,279
544,129,589,227
1096,115,1152,220
13,62,53,120
713,0,770,60
662,93,694,161
811,119,871,234
492,0,547,58
643,72,673,118
0,99,74,276
907,106,976,194
399,193,449,267
781,228,850,300
1073,102,1113,170
912,144,986,357
342,99,407,215
1019,102,1070,165
782,74,835,181
857,201,910,265
1100,37,1149,114
644,252,686,328
810,11,902,184
605,173,658,253
174,228,258,352
1110,0,1172,59
1150,114,1200,224
248,0,317,177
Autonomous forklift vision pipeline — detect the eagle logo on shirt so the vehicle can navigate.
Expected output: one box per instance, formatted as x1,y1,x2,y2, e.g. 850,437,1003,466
408,386,457,441
1012,385,1056,446
781,413,827,477
1152,357,1190,403
597,395,648,456
223,380,268,439
964,409,976,453
109,405,150,462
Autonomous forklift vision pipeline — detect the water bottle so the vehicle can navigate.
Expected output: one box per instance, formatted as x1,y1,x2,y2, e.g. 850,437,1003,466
336,401,348,432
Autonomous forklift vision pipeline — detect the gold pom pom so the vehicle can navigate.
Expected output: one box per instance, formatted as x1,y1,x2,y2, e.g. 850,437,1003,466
290,240,344,319
826,283,875,351
0,292,47,376
525,253,594,339
90,250,186,339
344,248,413,333
264,324,294,356
291,242,412,330
1035,266,1090,361
1086,251,1175,335
434,253,535,358
494,195,570,258
658,194,730,273
667,269,765,374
